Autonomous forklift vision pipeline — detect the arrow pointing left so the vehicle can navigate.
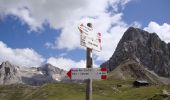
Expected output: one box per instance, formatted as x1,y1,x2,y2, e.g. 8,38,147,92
67,70,72,79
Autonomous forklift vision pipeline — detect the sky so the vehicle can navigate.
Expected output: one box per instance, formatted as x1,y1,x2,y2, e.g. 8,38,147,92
0,0,170,70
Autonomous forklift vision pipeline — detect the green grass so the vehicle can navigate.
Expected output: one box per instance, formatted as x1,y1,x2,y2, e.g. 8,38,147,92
0,84,38,100
0,79,169,100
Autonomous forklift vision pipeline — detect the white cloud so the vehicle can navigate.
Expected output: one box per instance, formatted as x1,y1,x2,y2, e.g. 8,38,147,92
0,0,42,31
131,21,141,28
107,0,131,12
9,8,43,32
144,21,170,43
0,0,106,31
47,57,86,71
47,57,99,71
0,41,44,67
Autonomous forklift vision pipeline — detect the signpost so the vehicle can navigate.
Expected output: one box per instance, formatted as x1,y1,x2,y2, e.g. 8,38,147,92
67,67,107,80
67,22,105,100
78,23,102,51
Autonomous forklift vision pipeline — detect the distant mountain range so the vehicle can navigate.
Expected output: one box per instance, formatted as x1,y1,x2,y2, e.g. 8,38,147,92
0,61,66,85
1,27,170,85
101,27,170,84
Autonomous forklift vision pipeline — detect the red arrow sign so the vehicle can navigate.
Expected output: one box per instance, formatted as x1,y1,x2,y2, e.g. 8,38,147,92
67,70,72,79
67,67,107,80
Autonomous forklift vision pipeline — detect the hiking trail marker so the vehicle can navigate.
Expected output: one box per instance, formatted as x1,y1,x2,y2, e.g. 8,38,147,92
78,23,102,51
67,67,107,80
67,23,104,100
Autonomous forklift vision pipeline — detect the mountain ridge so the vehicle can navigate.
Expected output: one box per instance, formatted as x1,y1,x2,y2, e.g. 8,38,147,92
102,27,170,83
0,61,66,85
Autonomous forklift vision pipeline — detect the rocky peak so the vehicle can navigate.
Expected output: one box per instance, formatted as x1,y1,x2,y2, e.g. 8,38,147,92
0,61,21,85
102,27,170,77
118,27,149,44
1,61,11,66
38,63,65,76
0,61,19,74
36,63,66,83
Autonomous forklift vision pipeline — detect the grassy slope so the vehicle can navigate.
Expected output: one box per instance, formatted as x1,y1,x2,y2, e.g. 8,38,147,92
0,77,170,100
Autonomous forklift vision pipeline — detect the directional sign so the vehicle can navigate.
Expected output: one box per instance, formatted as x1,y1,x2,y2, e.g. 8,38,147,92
78,23,102,52
67,67,107,80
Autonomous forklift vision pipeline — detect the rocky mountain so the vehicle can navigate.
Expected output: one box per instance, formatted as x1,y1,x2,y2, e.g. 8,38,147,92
0,61,66,85
0,61,21,85
38,64,66,81
102,27,170,83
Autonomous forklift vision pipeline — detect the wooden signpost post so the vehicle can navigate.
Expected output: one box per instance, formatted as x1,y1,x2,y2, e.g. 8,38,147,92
67,23,106,100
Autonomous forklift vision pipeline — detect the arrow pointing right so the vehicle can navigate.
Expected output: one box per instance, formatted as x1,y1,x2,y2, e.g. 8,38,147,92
67,70,72,79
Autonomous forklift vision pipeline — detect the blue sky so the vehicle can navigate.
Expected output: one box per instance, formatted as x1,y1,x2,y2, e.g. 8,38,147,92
123,0,170,26
0,0,170,70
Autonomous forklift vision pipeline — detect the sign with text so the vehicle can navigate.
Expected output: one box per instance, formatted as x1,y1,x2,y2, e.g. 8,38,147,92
78,23,102,51
67,67,107,80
